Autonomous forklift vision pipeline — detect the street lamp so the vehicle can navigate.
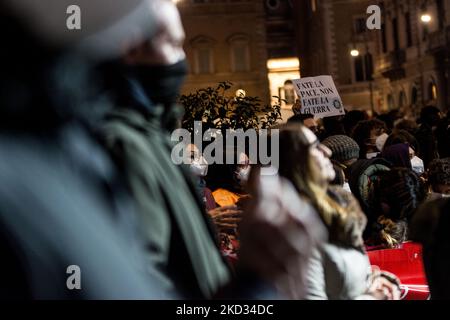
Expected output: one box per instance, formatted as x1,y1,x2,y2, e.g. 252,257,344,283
420,14,432,23
235,89,246,98
416,10,432,107
350,49,360,57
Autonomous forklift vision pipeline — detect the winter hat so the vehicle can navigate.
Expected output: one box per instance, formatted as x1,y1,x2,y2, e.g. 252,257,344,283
322,135,360,163
3,0,157,60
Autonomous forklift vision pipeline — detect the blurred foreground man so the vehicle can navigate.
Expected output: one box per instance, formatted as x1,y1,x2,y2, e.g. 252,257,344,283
0,0,169,299
98,0,324,299
0,0,323,300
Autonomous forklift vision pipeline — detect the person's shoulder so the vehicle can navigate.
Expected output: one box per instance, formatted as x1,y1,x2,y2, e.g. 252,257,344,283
101,109,153,148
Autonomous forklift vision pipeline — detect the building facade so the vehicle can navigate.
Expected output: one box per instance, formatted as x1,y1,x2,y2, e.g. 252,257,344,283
177,0,271,106
374,0,450,116
295,0,450,115
264,0,301,121
295,0,381,114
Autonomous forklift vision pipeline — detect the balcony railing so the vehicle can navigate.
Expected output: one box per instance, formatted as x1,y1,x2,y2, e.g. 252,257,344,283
428,26,450,52
376,49,406,80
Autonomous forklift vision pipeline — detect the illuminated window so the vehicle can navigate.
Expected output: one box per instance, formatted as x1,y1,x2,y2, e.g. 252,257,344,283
428,81,438,100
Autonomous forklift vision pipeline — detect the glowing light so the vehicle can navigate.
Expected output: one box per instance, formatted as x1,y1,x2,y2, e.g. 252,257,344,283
235,89,246,98
267,58,300,70
350,49,360,57
421,14,432,23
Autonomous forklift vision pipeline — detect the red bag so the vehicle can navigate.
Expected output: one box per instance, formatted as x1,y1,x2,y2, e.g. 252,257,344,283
367,242,430,300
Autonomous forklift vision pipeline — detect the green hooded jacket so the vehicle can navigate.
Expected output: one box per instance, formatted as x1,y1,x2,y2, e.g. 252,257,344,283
101,106,230,299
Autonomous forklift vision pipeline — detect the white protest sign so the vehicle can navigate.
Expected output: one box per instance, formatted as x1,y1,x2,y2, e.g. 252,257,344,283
292,75,345,118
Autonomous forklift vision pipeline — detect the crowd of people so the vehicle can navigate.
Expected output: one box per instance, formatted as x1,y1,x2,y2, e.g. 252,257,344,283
1,0,449,300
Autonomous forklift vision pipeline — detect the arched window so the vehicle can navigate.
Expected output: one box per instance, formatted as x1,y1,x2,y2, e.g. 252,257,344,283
190,36,215,74
387,94,395,110
428,80,438,100
228,34,250,73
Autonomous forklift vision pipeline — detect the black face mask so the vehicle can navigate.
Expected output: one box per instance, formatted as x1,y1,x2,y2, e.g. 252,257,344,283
129,59,188,106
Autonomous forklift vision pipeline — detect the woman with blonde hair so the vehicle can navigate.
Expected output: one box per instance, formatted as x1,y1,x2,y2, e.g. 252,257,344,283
278,124,400,300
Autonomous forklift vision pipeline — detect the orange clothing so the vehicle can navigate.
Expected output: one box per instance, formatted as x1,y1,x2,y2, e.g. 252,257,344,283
212,188,243,207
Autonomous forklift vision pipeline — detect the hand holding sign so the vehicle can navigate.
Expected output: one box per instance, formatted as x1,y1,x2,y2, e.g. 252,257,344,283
292,76,345,119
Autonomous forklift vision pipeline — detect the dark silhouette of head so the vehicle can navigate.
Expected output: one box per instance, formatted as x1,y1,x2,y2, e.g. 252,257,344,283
419,106,441,127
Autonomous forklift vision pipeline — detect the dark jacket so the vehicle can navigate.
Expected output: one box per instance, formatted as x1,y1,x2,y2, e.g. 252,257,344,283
415,123,439,168
0,12,168,296
347,158,391,238
100,102,231,299
436,117,450,159
0,125,168,299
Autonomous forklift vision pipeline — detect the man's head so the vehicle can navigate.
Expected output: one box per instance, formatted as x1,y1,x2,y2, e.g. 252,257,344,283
3,0,159,60
287,114,318,135
419,106,441,127
352,119,387,158
118,0,188,107
123,0,186,66
428,158,450,195
343,110,368,135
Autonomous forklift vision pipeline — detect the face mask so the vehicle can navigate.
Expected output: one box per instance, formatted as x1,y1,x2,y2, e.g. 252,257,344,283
343,182,351,193
235,166,250,185
189,156,208,177
375,133,389,152
130,59,188,106
366,152,378,159
411,156,424,174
